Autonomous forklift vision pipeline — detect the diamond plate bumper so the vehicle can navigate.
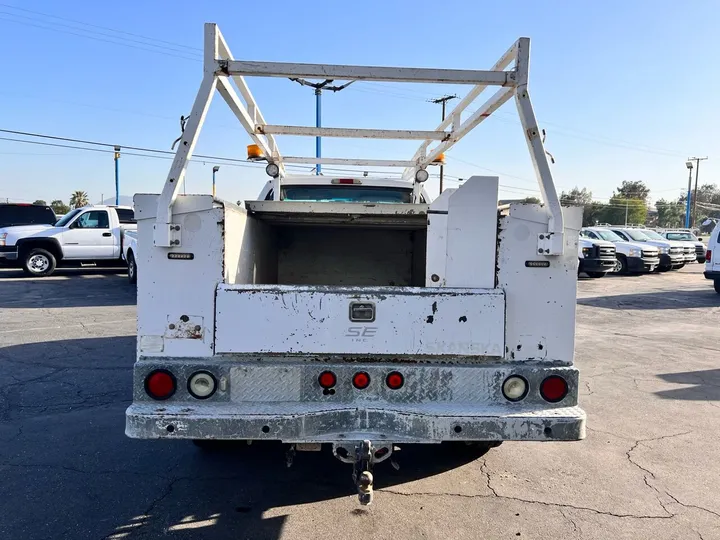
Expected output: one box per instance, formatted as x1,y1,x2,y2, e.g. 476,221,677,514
126,359,586,443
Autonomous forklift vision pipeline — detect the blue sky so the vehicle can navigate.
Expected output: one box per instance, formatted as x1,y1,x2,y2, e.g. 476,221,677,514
0,0,718,206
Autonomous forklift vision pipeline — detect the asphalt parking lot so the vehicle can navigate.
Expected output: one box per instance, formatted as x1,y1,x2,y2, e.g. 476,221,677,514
0,266,718,540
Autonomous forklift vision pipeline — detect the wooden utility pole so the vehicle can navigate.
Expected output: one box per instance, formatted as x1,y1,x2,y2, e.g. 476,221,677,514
429,95,457,194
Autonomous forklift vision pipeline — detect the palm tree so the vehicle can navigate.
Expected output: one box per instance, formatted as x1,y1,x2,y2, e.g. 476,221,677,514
69,191,89,209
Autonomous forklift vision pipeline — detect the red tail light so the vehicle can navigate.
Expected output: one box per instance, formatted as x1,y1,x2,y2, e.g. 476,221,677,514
352,372,370,389
145,370,176,400
318,371,337,389
386,371,404,390
540,375,568,403
706,249,712,262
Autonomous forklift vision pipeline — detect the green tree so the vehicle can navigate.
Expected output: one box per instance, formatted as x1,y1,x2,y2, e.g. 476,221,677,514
50,200,71,215
616,180,650,202
69,191,89,209
582,201,609,227
33,199,47,205
603,196,647,226
655,199,685,228
560,187,593,206
521,196,541,204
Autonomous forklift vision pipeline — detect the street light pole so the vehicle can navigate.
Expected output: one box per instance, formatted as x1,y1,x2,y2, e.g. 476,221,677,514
290,78,355,176
212,166,220,198
684,160,693,228
113,146,121,206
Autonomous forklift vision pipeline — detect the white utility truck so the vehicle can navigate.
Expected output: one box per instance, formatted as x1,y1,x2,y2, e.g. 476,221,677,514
122,229,138,284
125,24,585,504
0,205,136,276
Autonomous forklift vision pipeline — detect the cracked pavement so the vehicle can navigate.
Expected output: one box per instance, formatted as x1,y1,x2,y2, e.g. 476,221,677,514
0,266,719,539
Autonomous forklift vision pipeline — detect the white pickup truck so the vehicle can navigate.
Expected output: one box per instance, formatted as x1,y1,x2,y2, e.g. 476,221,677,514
126,25,585,505
0,205,136,276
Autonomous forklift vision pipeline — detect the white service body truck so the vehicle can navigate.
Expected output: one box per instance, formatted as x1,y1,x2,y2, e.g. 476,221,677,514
0,205,136,276
125,24,585,504
704,225,720,293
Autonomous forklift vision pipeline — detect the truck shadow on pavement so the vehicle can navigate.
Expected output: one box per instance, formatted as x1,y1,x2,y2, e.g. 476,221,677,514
655,369,720,401
0,335,489,540
0,271,134,308
577,288,717,310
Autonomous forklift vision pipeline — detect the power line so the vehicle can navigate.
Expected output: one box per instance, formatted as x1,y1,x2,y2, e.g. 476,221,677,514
0,3,201,52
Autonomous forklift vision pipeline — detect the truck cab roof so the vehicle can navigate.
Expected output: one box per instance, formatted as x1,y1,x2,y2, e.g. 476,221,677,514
255,175,431,204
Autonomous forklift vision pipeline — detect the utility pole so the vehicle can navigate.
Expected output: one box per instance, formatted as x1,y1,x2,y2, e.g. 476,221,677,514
624,199,629,226
113,146,121,206
212,166,220,198
687,156,708,228
429,95,457,194
290,78,355,175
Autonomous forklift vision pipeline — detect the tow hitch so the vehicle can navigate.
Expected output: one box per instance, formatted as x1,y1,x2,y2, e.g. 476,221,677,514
333,439,393,505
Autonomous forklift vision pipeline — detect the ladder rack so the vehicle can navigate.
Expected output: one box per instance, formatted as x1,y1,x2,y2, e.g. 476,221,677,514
153,23,564,256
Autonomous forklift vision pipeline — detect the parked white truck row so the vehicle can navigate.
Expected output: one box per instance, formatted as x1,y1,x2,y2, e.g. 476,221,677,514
578,225,706,279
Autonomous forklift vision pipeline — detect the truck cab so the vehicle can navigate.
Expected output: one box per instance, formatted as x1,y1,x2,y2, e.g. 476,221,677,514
0,205,136,276
581,227,659,273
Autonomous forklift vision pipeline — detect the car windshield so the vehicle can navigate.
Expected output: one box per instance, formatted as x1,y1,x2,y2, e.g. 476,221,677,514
641,229,665,240
281,186,412,203
592,229,624,242
624,229,650,241
666,232,696,241
55,208,83,227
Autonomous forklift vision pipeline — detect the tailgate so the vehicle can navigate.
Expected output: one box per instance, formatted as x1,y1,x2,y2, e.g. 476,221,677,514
215,285,505,357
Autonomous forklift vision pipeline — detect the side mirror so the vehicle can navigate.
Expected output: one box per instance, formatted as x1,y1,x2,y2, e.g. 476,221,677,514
69,221,79,229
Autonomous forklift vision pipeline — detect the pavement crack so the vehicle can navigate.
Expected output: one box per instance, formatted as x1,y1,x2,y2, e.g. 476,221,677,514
480,458,498,497
559,508,580,535
380,488,673,519
665,491,720,520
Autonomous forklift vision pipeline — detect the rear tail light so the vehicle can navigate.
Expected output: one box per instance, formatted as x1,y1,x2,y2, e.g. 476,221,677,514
540,375,568,403
352,372,371,389
187,371,217,399
318,371,337,389
706,250,712,262
502,375,528,402
145,370,176,400
386,371,404,390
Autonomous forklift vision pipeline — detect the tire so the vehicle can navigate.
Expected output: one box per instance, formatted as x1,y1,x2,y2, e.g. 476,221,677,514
127,251,137,284
586,271,607,278
617,255,629,275
658,266,671,272
714,280,720,294
22,248,57,277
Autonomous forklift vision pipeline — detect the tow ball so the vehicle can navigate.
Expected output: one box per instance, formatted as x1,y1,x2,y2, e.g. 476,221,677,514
333,440,394,505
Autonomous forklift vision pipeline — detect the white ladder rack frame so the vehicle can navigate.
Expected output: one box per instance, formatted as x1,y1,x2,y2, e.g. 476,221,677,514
154,23,564,256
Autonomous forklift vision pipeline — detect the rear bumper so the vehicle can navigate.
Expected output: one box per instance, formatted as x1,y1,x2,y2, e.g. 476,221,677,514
126,403,586,443
125,359,585,443
704,271,720,280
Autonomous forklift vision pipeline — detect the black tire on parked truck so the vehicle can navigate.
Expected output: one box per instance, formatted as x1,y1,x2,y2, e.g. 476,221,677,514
616,255,629,275
586,271,607,278
714,280,720,294
127,250,137,284
22,248,57,277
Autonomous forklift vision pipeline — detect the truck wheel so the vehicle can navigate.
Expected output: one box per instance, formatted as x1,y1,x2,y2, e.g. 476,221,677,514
658,266,671,272
586,271,607,278
127,251,137,284
714,280,720,294
22,248,56,277
617,255,629,274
